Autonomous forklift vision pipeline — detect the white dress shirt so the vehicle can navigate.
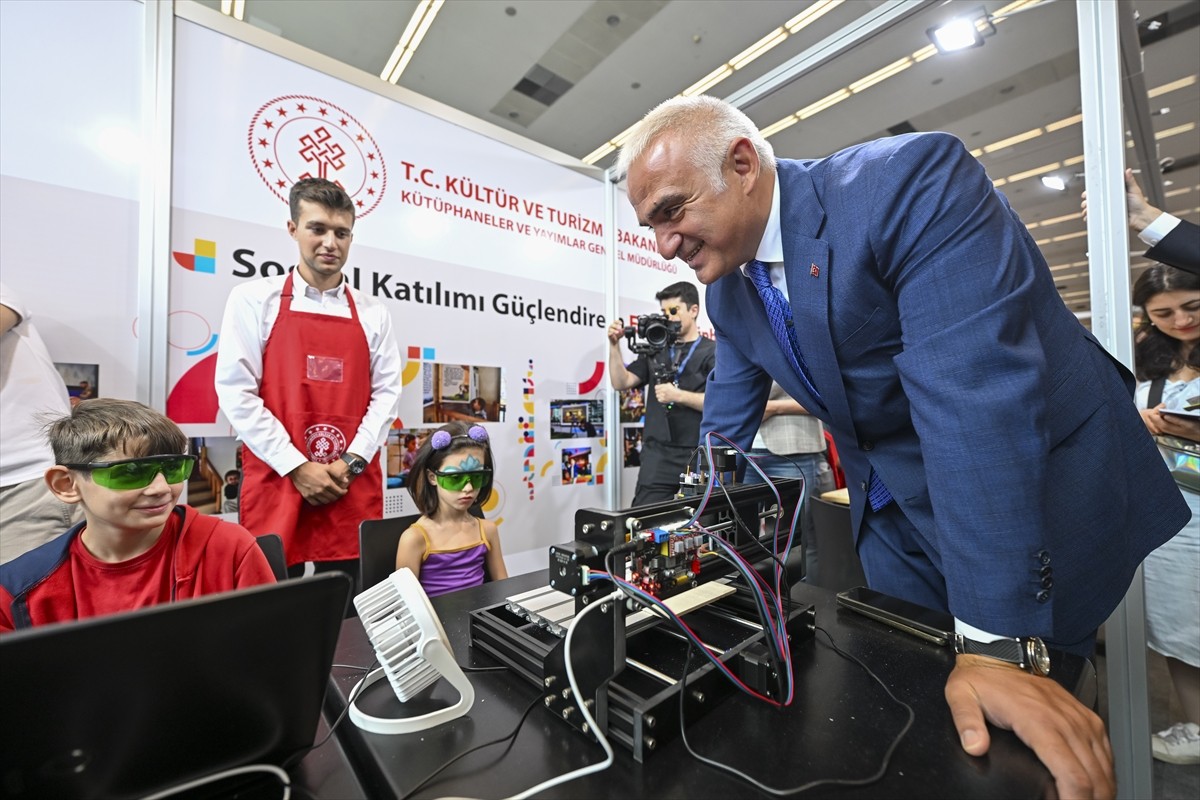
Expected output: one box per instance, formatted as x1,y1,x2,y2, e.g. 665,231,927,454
1139,210,1181,247
0,283,72,484
214,271,402,477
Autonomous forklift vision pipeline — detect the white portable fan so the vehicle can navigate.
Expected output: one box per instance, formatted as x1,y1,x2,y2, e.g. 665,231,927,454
349,567,475,734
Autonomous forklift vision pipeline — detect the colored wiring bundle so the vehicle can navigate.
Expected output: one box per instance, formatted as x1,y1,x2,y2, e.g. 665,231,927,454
683,431,811,702
588,570,787,707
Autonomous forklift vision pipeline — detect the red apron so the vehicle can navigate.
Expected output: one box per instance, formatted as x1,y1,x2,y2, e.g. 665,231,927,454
240,273,382,564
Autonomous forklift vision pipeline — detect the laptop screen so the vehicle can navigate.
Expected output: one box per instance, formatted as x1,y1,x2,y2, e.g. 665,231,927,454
0,573,350,800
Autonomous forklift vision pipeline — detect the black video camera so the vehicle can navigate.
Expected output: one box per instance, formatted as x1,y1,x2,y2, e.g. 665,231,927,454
623,313,681,385
622,313,680,356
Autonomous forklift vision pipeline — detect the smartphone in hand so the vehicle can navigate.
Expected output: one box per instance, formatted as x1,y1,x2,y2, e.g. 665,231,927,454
836,586,955,646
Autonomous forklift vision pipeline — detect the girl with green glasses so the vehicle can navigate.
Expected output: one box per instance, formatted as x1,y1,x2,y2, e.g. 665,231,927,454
393,422,508,597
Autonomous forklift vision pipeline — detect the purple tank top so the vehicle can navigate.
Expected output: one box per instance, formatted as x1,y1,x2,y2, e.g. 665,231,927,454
416,522,488,598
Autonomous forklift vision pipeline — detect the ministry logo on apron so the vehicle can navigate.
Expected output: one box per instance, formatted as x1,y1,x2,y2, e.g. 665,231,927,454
248,94,387,217
304,424,348,463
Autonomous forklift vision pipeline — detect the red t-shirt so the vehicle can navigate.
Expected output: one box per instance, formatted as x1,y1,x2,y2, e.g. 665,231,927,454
0,507,275,632
66,513,183,621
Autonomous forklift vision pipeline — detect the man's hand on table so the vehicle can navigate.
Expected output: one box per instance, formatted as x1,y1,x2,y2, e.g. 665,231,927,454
945,653,1115,800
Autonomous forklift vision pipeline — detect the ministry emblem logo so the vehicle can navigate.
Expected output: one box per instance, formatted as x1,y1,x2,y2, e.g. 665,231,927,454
248,94,387,217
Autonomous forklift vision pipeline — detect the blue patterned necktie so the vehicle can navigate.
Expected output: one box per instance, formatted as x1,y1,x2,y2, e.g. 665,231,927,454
745,259,892,511
744,260,821,402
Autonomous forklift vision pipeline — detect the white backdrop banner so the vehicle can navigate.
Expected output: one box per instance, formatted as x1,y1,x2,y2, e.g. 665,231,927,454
169,19,705,573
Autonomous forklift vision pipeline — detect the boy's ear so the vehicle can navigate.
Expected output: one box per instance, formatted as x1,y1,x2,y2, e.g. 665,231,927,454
45,466,84,504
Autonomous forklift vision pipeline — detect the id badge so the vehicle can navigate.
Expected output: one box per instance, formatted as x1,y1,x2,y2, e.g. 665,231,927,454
307,355,344,383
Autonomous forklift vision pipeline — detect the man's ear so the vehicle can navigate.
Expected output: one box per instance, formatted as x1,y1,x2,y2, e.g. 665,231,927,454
727,137,761,192
286,218,298,239
45,467,84,505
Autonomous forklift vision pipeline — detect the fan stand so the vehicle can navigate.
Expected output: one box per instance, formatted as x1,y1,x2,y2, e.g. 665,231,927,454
350,568,475,735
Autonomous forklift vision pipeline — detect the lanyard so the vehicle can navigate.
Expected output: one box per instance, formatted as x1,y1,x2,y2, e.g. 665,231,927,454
669,337,703,380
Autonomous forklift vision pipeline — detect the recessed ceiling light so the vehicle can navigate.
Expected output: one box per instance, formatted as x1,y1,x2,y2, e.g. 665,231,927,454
508,111,519,119
505,6,516,16
631,82,641,90
606,15,620,27
1041,175,1067,191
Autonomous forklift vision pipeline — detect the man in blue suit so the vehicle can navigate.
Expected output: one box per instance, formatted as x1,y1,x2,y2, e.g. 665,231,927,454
618,96,1189,799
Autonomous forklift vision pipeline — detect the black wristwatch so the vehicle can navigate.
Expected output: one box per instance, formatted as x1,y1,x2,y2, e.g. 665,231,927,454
340,453,368,476
954,634,1051,676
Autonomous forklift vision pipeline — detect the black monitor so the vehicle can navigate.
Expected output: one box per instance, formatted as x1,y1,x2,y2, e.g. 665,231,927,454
0,574,350,800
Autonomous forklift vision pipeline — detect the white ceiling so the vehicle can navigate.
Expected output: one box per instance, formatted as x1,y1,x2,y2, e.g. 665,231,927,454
193,0,1200,322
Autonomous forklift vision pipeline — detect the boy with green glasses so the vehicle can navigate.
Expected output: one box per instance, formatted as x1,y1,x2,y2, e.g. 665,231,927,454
0,400,276,632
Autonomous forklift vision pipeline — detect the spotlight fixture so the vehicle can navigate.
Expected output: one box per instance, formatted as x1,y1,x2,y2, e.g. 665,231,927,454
1041,175,1067,191
927,6,995,54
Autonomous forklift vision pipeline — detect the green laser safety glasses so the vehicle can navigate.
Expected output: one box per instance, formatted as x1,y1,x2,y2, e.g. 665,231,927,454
62,454,199,490
433,469,490,492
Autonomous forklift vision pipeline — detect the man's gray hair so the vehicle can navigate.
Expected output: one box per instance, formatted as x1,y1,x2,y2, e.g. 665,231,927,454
615,96,776,191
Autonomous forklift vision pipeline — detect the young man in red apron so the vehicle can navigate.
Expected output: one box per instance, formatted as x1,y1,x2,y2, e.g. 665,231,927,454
215,178,401,583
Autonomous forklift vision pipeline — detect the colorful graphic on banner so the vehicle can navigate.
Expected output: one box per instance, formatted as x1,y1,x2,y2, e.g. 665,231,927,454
173,239,217,273
565,360,605,395
519,358,536,501
248,94,387,217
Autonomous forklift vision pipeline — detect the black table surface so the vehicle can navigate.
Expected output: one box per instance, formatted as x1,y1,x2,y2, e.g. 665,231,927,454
323,571,1093,799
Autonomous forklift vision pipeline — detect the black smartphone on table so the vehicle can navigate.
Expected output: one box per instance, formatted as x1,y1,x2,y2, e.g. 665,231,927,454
836,586,955,647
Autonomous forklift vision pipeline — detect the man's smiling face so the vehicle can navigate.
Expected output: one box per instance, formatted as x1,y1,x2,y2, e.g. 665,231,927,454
627,131,764,285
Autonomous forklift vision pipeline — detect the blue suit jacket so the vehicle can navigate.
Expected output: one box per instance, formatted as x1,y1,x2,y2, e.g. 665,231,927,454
1145,217,1199,276
702,132,1189,643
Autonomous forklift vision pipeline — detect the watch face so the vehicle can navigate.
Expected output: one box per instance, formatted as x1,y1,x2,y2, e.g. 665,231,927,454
1026,638,1051,676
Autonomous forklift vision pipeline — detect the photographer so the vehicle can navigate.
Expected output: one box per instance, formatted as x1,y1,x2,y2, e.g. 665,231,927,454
607,281,716,504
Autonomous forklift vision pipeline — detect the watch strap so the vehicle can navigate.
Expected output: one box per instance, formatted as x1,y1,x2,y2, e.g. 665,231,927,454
958,636,1024,664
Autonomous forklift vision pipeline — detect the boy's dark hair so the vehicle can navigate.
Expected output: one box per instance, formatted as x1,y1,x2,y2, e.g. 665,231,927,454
224,470,240,481
288,178,356,223
46,399,187,465
1133,264,1200,381
407,421,494,516
656,281,700,308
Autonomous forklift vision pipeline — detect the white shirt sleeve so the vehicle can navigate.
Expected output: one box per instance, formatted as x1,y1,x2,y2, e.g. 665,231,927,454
1139,211,1181,247
0,282,29,327
214,278,309,478
347,289,402,460
954,618,1009,644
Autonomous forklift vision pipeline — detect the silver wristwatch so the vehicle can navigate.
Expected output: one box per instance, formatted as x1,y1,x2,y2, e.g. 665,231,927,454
954,634,1051,676
340,453,367,475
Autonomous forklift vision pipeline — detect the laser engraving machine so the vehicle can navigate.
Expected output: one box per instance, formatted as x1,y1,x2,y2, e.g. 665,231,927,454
469,466,815,762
